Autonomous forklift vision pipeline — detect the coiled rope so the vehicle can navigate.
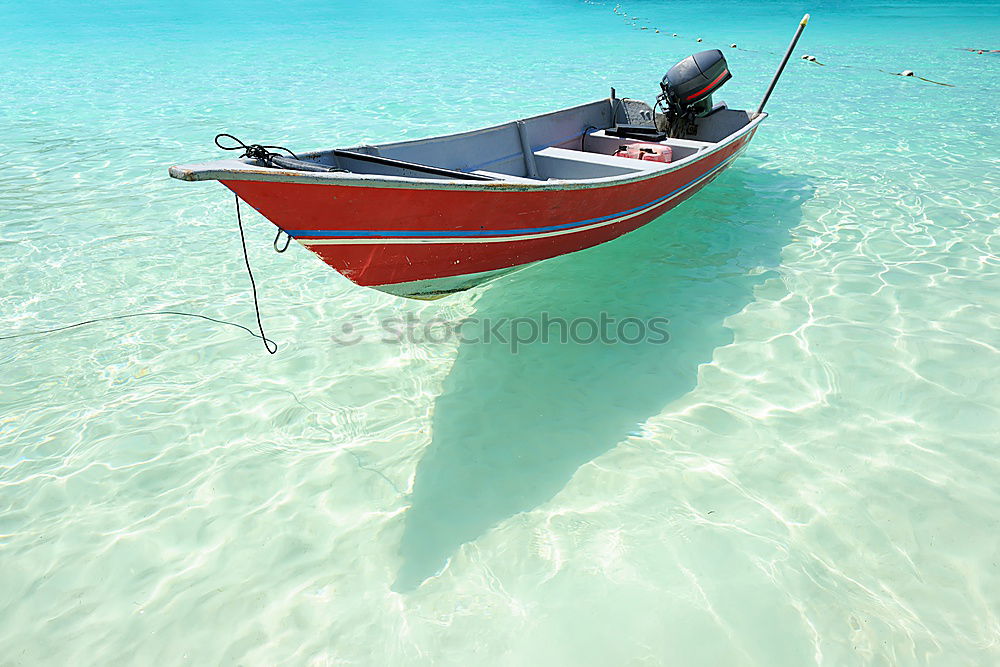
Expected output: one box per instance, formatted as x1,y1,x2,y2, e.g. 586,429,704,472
214,133,299,163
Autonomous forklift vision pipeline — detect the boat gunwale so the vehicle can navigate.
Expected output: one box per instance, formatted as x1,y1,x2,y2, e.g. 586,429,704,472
168,102,766,193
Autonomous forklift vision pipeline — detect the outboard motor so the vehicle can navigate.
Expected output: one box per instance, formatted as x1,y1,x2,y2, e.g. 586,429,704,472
657,49,731,137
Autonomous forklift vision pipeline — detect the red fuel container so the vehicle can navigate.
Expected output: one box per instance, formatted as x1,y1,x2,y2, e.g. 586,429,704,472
612,142,672,163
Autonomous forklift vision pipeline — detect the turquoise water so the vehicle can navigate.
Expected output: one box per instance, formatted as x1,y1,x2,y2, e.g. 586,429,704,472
2,0,999,663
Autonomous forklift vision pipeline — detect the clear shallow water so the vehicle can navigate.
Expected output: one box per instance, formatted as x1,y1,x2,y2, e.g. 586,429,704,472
1,0,999,664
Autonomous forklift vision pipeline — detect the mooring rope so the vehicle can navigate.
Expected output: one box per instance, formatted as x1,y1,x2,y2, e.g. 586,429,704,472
1,195,279,354
3,135,299,353
0,310,268,343
233,194,278,354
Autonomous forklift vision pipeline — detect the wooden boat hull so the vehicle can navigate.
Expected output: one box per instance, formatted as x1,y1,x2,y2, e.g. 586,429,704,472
220,124,758,298
171,98,765,298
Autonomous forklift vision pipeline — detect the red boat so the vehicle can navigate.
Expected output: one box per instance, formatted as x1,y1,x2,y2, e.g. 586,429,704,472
170,28,808,299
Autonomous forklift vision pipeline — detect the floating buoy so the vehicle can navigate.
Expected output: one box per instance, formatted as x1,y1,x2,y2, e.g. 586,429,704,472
672,33,678,37
696,37,703,42
730,43,737,48
878,68,951,86
641,26,648,30
655,29,660,33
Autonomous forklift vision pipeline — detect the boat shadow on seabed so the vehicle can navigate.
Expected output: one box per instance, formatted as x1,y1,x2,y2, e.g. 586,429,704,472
392,162,812,592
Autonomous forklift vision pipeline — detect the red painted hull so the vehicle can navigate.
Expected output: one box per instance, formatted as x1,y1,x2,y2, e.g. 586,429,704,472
222,126,758,297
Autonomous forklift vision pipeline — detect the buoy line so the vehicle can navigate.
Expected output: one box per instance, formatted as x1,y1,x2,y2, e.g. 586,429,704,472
603,1,954,87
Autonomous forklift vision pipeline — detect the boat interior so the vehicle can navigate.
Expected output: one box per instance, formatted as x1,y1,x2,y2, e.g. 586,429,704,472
293,98,757,183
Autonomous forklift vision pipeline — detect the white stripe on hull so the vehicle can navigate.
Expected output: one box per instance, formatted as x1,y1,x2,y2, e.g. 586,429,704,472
370,264,534,298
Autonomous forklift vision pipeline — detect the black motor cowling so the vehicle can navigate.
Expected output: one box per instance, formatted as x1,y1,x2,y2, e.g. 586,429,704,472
657,49,731,137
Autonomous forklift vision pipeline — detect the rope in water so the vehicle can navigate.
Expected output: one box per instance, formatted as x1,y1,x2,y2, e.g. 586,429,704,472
3,134,311,353
233,194,278,354
603,1,955,87
1,194,278,354
0,311,267,343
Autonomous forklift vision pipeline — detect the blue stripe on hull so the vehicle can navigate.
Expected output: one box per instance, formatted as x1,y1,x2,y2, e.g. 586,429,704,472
287,150,741,241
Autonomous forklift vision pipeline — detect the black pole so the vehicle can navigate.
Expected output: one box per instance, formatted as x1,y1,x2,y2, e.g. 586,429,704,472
756,14,810,116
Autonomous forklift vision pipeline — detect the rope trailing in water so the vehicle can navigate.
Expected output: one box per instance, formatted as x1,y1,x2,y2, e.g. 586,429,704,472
1,195,279,354
0,311,269,343
233,194,278,354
